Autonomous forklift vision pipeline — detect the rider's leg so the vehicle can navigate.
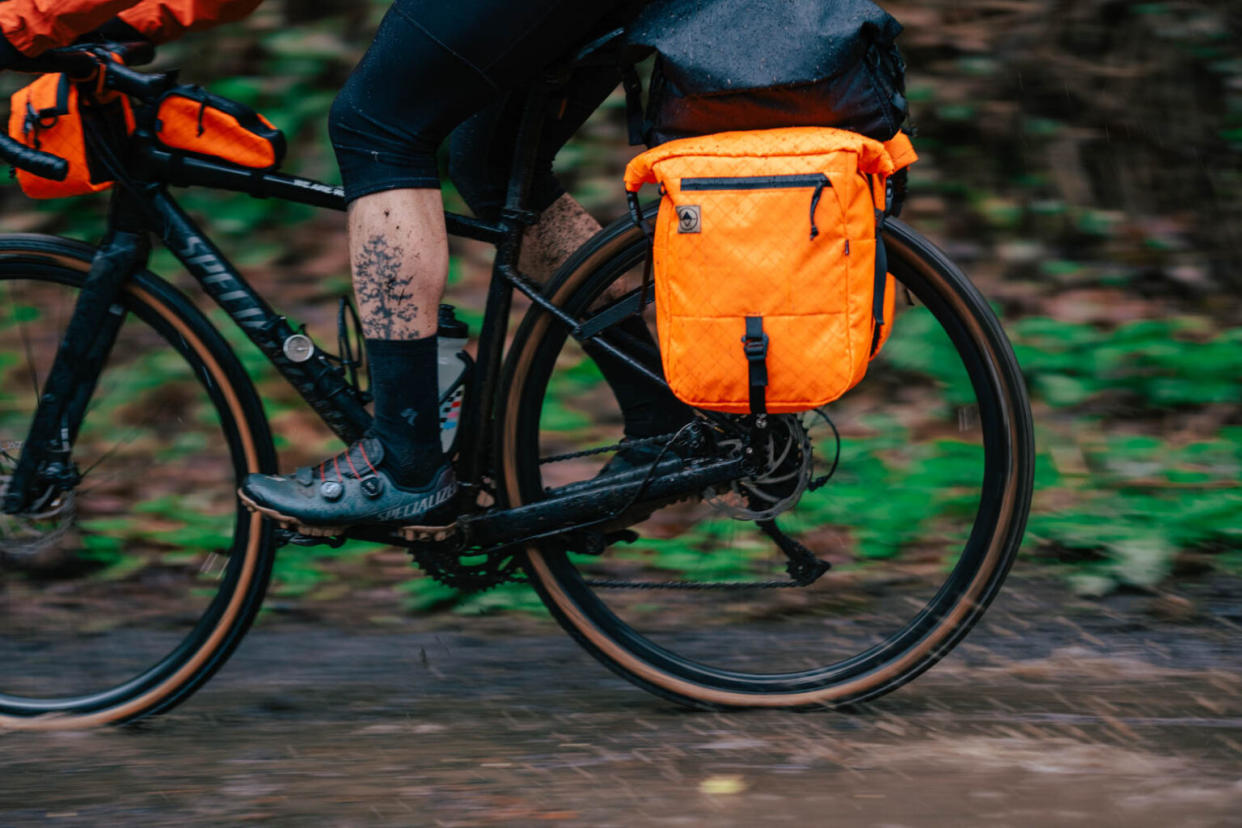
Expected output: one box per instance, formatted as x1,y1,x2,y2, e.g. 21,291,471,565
450,85,695,440
239,0,632,530
518,196,692,440
238,184,459,529
516,193,601,282
347,188,448,488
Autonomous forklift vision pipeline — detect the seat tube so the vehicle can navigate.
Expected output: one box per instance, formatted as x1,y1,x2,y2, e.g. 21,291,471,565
459,81,551,490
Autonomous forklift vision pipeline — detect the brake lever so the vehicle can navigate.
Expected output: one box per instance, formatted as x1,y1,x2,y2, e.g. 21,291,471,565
90,47,176,101
99,41,155,67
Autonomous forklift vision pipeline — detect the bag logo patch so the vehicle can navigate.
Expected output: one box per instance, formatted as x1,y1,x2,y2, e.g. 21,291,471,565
677,205,701,233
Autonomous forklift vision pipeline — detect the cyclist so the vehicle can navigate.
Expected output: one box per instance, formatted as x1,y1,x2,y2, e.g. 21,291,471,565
0,0,689,535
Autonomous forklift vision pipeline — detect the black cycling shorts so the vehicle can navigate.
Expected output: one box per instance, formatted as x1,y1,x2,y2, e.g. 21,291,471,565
329,0,632,211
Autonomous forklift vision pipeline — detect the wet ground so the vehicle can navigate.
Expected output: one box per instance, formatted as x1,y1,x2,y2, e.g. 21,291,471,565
2,574,1240,827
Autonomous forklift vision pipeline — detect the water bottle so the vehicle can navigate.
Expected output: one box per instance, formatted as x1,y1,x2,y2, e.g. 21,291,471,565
436,304,472,455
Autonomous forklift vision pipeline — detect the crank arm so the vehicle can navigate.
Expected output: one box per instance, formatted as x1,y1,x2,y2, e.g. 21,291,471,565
269,456,746,554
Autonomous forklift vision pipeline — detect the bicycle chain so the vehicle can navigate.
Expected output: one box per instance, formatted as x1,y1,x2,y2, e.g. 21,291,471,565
538,430,680,465
582,577,808,590
541,425,821,591
415,423,824,593
412,432,683,592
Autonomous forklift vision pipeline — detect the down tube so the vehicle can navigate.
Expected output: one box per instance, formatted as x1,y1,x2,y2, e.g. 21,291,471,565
149,189,372,444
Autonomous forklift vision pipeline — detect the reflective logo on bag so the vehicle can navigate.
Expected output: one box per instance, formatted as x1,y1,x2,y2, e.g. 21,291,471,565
677,205,701,233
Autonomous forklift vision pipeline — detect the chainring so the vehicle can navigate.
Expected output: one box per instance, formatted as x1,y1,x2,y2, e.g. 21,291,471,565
411,542,525,592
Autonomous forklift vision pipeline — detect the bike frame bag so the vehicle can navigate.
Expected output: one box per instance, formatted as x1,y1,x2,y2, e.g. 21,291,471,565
624,127,916,414
7,72,135,199
625,0,908,146
153,84,285,170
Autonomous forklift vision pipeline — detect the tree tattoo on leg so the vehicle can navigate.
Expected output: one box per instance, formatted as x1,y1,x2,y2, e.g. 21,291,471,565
354,235,422,339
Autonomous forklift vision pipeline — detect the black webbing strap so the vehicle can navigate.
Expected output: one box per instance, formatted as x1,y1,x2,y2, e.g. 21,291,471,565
870,209,889,355
626,190,654,321
742,316,769,414
620,64,645,146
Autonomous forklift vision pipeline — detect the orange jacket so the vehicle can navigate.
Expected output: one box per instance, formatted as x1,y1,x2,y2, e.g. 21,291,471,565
0,0,261,56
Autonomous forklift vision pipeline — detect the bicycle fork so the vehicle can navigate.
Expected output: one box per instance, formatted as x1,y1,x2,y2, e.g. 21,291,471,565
2,229,148,514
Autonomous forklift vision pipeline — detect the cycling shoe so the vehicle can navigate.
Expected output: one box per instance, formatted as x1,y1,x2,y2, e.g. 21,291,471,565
238,437,457,538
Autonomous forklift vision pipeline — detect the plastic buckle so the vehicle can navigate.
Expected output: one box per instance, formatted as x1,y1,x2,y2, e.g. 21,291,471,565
741,331,769,360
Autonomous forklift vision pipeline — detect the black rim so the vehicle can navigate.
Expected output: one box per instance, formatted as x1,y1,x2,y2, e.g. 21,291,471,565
0,259,260,717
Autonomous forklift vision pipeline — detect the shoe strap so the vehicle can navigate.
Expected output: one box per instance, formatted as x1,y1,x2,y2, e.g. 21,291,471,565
318,438,384,484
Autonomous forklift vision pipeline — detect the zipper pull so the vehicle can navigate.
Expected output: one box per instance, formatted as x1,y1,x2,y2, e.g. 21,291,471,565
809,176,828,240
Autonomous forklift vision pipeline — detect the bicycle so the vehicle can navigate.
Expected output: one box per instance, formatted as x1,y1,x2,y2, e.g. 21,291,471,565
0,38,1034,727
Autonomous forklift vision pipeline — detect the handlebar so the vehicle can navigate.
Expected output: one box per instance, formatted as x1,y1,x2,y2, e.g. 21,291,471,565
7,41,154,75
0,133,68,180
1,42,162,181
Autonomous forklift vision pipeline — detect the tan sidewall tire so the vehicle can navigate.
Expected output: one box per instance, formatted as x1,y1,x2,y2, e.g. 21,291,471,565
496,217,1033,709
0,235,275,729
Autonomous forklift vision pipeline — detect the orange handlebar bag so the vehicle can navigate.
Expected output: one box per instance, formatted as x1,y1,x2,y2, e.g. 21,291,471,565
624,126,916,414
154,85,285,170
7,72,135,199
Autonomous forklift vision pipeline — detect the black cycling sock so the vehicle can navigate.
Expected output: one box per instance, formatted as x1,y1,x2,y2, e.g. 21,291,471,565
582,316,694,439
365,336,444,488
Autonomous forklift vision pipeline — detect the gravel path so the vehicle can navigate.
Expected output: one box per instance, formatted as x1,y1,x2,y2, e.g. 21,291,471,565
3,575,1240,826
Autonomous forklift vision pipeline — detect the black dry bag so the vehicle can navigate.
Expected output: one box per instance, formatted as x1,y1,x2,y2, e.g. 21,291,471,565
624,0,909,146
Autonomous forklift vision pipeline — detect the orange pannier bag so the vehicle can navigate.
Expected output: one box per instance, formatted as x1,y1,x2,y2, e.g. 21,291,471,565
7,72,135,199
624,127,916,414
153,85,285,170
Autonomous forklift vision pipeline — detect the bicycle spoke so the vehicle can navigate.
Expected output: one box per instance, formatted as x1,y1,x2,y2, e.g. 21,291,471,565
505,216,1031,706
15,305,42,400
0,254,273,723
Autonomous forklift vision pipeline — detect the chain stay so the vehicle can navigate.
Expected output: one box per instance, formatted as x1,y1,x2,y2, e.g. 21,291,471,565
312,419,828,593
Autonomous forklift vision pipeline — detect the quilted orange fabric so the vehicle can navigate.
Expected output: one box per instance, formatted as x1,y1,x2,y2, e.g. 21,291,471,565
155,89,283,169
624,127,914,414
8,73,134,199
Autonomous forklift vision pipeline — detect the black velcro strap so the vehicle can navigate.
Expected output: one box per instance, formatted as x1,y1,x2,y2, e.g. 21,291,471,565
871,210,889,355
742,315,769,414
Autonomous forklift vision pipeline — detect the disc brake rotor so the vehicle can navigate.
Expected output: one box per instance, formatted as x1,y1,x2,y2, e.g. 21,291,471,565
705,415,811,521
0,441,76,561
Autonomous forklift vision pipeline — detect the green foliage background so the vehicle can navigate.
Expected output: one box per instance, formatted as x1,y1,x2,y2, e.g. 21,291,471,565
2,0,1239,605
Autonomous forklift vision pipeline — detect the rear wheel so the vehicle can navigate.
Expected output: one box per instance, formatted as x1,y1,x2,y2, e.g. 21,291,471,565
497,215,1034,708
0,235,277,727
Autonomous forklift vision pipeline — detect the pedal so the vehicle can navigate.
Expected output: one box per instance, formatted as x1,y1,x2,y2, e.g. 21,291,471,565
573,529,639,556
274,528,346,549
395,522,458,543
274,523,458,548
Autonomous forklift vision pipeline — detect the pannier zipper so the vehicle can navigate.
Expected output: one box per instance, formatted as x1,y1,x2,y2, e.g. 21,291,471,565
681,174,831,241
809,178,827,240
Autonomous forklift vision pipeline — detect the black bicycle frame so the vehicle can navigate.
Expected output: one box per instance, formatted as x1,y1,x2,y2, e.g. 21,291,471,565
3,58,718,544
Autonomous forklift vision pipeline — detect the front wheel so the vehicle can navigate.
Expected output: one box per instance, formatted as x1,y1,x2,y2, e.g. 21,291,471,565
0,235,277,727
497,215,1034,709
